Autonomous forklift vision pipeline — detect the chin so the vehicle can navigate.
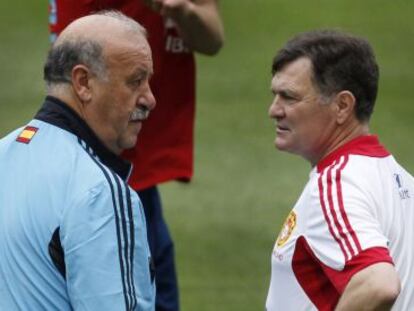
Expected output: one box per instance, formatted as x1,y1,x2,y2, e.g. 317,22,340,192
275,138,288,151
119,137,138,151
126,140,138,150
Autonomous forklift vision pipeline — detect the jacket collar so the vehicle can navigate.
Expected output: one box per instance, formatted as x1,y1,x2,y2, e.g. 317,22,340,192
35,96,132,180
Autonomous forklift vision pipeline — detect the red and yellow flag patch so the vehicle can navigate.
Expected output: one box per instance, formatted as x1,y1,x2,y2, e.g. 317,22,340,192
16,126,39,144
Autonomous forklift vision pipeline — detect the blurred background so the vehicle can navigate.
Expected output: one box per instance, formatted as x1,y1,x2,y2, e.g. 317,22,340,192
1,1,414,310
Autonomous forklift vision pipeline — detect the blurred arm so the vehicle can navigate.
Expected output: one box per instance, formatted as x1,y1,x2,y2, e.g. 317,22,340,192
146,0,224,55
335,262,400,311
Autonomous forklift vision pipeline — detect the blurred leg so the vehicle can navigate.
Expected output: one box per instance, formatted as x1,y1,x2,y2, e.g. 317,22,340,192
138,186,179,311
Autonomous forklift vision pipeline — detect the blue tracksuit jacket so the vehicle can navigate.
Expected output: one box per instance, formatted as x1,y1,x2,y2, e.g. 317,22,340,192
0,96,155,310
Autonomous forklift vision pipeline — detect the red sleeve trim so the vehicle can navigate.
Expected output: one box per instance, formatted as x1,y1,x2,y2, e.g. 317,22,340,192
324,246,394,293
292,237,393,310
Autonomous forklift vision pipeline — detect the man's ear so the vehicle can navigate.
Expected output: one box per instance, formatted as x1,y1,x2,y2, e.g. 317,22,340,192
71,64,93,103
334,90,356,125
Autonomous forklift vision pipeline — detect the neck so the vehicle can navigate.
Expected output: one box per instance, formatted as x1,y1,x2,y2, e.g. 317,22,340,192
47,85,85,118
47,86,121,155
309,121,369,166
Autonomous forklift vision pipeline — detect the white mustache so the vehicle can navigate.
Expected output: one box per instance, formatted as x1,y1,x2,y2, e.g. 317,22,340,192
130,106,150,121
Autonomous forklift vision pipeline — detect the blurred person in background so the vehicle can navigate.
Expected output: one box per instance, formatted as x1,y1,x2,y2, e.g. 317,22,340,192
49,1,224,310
266,30,413,310
0,11,156,310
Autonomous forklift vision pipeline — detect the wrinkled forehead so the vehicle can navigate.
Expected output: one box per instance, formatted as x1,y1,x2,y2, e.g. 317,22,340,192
103,36,153,77
271,57,314,90
105,35,152,62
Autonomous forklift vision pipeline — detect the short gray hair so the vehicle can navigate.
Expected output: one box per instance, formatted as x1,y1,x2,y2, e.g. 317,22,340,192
43,10,146,88
43,39,106,86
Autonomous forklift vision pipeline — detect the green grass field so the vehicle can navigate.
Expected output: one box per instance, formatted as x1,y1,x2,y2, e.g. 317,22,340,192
1,1,414,310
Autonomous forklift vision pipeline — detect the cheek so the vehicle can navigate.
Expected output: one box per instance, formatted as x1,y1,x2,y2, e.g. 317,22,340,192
107,104,130,131
290,110,319,140
120,90,139,109
114,92,136,116
305,113,333,142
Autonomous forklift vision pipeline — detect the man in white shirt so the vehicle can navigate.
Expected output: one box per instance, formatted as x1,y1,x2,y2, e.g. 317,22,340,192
266,30,413,310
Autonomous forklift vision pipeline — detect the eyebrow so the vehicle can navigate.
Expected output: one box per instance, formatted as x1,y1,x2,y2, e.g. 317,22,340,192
271,87,300,98
128,67,153,80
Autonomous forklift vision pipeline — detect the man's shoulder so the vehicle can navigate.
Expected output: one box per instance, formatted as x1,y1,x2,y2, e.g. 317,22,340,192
0,119,130,194
26,120,102,176
316,153,386,183
7,120,111,188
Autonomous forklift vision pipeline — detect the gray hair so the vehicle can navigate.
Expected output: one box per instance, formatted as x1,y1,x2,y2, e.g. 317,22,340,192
43,10,146,88
43,39,106,87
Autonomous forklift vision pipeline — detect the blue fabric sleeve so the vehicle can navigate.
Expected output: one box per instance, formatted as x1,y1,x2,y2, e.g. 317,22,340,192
61,176,154,310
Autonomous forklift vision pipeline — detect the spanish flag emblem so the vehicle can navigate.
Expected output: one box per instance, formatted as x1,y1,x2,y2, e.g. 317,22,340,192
16,126,39,144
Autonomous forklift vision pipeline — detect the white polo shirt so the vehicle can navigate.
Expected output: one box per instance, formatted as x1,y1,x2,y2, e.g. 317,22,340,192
266,135,414,310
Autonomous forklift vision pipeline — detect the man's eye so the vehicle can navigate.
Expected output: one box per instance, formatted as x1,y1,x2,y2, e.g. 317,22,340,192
280,93,297,104
128,78,143,88
133,78,143,85
281,93,293,100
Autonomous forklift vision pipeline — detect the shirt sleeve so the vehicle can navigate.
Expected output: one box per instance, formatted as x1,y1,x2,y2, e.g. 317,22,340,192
305,157,393,292
61,175,154,310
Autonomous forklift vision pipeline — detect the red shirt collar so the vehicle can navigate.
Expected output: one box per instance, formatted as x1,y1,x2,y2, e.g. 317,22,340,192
317,135,390,173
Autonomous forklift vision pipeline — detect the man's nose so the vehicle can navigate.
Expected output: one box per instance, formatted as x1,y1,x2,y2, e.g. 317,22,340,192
268,97,283,118
145,86,156,110
138,84,156,111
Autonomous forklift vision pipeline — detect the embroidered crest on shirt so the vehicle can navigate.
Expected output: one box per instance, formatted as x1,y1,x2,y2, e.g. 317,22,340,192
276,210,297,247
16,126,38,144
